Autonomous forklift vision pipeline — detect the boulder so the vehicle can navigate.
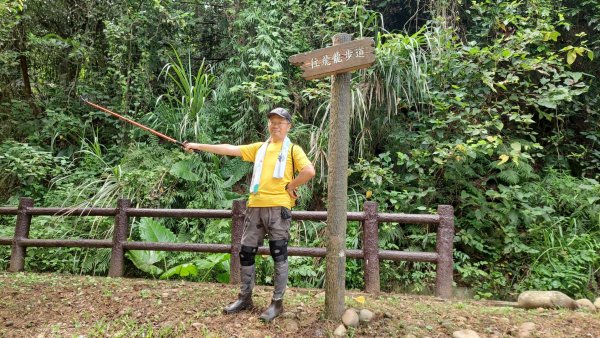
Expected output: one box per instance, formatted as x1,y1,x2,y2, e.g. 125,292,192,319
517,291,577,310
575,299,596,312
359,309,375,323
341,309,359,327
333,324,347,337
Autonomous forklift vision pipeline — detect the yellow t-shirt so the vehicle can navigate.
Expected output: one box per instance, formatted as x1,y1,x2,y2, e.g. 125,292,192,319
240,141,311,209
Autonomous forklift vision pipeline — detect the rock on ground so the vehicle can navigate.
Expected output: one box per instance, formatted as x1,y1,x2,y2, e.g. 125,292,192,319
517,291,577,310
359,309,374,323
452,329,481,338
333,324,347,337
341,309,359,327
575,299,596,312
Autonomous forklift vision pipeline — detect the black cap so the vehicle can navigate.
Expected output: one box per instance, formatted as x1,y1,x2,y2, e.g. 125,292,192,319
267,107,292,123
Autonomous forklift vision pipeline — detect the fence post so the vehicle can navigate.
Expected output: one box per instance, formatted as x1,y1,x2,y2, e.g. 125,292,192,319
435,205,454,298
108,199,130,277
363,201,380,293
230,199,246,284
9,197,34,272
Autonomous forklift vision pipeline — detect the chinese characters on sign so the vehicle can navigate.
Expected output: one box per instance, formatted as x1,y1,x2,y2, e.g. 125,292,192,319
288,38,375,80
310,47,366,69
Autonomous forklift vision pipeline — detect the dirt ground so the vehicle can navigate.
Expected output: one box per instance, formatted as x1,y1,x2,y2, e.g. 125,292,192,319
0,272,599,338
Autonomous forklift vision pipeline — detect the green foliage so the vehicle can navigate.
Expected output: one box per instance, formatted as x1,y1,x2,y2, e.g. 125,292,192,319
343,0,599,295
125,217,204,280
229,61,292,124
125,218,232,282
169,160,201,182
160,263,198,280
193,253,230,283
157,48,214,141
213,0,382,145
457,170,600,299
0,141,66,200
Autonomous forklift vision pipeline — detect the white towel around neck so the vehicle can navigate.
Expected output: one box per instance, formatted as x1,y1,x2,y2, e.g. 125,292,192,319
249,136,292,194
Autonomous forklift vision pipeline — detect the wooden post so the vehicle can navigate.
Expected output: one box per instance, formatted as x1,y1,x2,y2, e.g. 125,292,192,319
289,33,374,320
9,197,33,272
230,199,246,284
363,201,380,293
324,32,353,320
108,199,130,277
435,205,454,298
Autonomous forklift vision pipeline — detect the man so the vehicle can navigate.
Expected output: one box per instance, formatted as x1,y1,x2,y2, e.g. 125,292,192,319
183,107,316,322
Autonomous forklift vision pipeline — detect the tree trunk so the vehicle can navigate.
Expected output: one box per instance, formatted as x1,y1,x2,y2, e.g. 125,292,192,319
15,20,40,116
324,33,352,320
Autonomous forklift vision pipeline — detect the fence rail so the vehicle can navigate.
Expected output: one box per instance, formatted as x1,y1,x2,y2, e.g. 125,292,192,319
0,197,454,298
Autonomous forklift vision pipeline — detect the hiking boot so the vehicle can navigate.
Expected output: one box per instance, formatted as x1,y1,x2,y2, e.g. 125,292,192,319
272,260,288,300
223,293,253,314
259,298,283,322
223,263,255,314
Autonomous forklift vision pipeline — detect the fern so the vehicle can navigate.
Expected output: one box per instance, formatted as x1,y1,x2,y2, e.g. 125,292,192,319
497,169,519,185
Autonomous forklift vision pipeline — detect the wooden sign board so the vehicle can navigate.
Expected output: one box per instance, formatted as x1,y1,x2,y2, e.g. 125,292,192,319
288,38,375,80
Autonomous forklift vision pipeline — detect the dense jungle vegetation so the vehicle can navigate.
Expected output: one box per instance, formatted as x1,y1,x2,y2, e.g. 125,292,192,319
0,0,599,300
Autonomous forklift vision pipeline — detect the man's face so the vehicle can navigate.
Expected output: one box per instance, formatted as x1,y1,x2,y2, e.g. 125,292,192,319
268,115,291,141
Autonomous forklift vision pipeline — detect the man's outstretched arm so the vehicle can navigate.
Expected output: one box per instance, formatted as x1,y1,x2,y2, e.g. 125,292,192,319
183,143,242,157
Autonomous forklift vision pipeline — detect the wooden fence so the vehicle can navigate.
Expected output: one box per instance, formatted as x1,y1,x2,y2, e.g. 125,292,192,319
0,197,454,298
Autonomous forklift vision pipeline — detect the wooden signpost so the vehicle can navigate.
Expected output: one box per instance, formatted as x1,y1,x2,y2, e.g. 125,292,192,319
289,34,375,320
288,37,375,80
